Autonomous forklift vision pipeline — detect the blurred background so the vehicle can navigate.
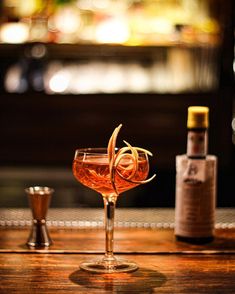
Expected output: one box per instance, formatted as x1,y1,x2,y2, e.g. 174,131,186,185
0,0,234,208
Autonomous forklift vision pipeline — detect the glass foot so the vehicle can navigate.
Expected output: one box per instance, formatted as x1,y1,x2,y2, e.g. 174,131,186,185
80,257,138,273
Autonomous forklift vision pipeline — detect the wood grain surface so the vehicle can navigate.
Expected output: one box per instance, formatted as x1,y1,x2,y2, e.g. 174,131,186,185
0,253,235,293
1,227,235,293
1,227,235,253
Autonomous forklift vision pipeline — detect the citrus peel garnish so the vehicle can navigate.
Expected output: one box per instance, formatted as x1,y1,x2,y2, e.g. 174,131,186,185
107,124,156,194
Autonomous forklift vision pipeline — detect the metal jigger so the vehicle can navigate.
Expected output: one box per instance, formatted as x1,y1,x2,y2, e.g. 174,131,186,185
25,186,54,248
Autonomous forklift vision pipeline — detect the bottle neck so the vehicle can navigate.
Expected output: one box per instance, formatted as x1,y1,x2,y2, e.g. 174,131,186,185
186,128,208,159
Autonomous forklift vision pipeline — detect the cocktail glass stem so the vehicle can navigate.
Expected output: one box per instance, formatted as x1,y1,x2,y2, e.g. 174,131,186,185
80,192,138,273
103,195,117,265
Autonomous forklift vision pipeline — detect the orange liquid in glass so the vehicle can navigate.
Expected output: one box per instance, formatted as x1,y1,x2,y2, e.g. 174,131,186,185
73,155,149,195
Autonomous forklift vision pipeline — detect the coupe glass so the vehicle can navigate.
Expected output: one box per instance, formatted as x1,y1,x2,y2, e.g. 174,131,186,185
73,147,150,273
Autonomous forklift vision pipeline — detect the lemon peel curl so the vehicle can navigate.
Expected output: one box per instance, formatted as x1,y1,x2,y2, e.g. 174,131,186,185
107,124,156,195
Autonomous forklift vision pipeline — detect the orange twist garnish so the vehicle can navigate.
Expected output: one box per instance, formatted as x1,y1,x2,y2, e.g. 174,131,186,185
107,124,156,195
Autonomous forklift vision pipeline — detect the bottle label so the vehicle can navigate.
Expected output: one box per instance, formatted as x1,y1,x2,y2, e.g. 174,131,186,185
175,155,217,238
187,131,207,157
183,159,206,183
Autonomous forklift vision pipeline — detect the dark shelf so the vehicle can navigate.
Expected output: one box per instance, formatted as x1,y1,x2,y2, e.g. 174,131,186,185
0,42,220,60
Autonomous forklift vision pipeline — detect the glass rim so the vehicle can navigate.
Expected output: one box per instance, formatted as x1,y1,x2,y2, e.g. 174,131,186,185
74,147,115,155
74,147,148,156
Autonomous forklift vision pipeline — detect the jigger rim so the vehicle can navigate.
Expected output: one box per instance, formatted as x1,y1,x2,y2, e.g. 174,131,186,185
25,186,54,195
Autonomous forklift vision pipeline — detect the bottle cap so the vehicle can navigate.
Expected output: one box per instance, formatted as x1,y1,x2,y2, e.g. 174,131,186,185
187,106,209,128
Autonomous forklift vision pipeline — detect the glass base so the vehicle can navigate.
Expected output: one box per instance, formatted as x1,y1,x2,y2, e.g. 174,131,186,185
80,256,138,273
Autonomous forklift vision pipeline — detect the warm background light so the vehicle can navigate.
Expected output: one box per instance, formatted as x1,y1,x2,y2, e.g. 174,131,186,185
0,23,29,43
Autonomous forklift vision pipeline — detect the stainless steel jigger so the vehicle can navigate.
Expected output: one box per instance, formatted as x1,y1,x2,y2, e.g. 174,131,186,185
25,186,54,248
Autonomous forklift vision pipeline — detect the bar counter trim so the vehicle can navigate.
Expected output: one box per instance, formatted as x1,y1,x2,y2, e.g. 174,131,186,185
0,208,234,229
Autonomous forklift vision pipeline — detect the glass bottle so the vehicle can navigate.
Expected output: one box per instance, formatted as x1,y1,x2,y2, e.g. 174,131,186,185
175,106,217,244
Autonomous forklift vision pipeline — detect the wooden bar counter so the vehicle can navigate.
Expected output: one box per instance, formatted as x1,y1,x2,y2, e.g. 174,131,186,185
0,208,235,293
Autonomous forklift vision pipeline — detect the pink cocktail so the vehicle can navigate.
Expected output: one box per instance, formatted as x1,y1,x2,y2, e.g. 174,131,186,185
72,125,155,273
